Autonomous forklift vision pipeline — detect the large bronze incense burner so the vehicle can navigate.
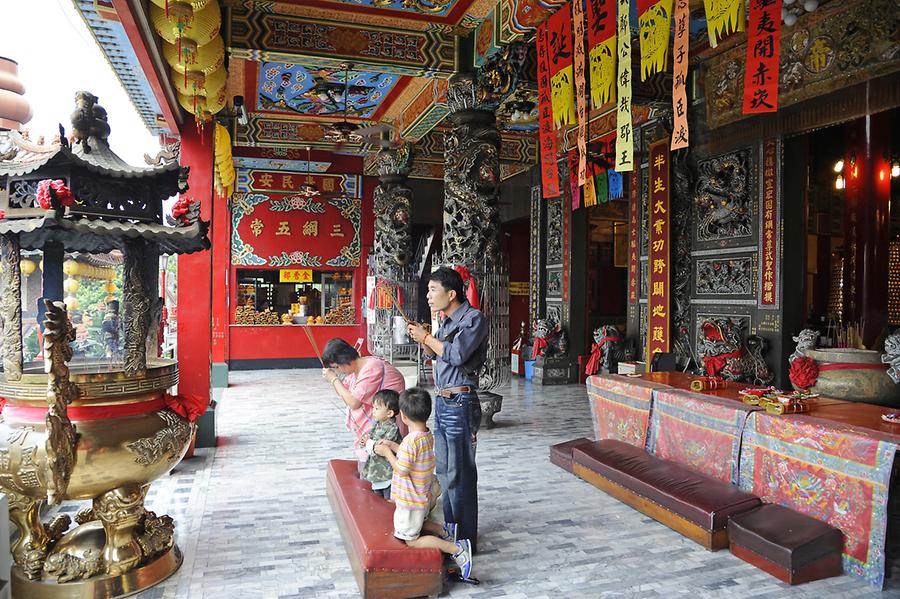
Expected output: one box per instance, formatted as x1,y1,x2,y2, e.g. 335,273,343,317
0,93,209,598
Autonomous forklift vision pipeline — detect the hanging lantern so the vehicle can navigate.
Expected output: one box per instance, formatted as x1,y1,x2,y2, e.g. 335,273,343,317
20,259,35,276
63,259,79,276
64,296,79,312
38,259,43,271
163,38,200,69
149,0,210,10
105,281,118,294
150,1,220,47
63,277,80,294
168,36,224,78
205,86,227,114
105,268,116,281
172,69,205,96
202,66,226,97
105,294,115,303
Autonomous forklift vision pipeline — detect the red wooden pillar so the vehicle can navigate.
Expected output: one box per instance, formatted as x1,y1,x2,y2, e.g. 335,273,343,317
177,124,214,402
845,113,892,347
210,181,230,386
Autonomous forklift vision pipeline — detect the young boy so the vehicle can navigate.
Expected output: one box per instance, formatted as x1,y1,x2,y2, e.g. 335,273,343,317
361,390,403,499
374,387,473,579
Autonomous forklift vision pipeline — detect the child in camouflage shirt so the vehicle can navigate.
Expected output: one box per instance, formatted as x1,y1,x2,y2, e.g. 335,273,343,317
362,389,403,499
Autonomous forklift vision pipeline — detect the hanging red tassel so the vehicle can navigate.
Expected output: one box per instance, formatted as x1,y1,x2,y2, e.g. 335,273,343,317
452,265,480,309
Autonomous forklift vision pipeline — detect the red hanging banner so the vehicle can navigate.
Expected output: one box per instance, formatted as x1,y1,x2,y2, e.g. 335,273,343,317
629,169,639,305
742,0,782,114
547,6,576,128
647,139,670,362
568,150,582,211
761,138,778,305
573,0,588,184
537,24,561,198
586,0,617,107
670,0,690,150
636,0,674,81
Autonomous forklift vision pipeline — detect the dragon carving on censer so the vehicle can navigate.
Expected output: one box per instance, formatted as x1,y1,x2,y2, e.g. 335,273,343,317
697,317,774,385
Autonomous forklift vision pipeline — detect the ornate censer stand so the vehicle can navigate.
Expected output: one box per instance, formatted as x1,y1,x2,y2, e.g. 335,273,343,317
0,93,209,598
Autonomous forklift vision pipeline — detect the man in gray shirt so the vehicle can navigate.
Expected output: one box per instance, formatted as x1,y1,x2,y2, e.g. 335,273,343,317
407,266,487,552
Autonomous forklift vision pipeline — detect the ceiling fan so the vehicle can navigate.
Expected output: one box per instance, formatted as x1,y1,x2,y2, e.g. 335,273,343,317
296,145,358,199
321,63,401,151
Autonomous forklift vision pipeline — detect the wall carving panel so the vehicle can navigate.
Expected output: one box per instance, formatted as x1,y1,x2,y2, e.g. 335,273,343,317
546,196,563,265
695,257,754,295
694,149,754,243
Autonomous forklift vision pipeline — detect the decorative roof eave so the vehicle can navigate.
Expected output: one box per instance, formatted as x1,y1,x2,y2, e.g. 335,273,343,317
0,137,181,180
0,213,210,255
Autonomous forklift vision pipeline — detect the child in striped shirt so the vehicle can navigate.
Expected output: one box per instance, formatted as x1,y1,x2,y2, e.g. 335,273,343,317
374,387,474,579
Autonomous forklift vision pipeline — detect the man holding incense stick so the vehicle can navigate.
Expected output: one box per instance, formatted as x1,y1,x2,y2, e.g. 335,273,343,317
406,266,488,552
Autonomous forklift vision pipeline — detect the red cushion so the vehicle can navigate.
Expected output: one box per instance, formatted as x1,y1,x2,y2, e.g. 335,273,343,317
326,459,443,573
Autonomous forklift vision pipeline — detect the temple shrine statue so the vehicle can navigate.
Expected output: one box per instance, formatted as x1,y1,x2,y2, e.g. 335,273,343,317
0,92,209,597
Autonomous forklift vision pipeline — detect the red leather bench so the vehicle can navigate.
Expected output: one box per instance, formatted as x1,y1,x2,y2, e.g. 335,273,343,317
573,440,761,550
326,459,443,598
549,437,593,473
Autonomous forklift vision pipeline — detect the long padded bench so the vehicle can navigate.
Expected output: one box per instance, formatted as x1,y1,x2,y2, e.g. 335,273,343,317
326,459,443,599
572,440,761,550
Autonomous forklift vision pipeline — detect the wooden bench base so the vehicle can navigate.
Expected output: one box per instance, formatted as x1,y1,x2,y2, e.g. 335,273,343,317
326,460,442,599
573,462,728,551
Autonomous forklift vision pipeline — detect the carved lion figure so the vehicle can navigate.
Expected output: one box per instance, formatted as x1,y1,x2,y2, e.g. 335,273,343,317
790,328,820,363
883,329,900,384
697,317,774,385
532,318,568,360
44,549,103,583
589,325,632,374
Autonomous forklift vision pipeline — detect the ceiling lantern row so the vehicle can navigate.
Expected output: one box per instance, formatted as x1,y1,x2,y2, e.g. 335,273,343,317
150,0,225,124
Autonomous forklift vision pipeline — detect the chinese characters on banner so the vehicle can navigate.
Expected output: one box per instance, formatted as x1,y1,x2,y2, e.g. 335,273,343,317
629,169,639,304
647,139,670,361
548,7,576,128
536,25,561,198
703,0,745,48
636,0,673,80
573,0,588,185
671,0,690,150
760,139,779,305
587,0,617,108
279,269,313,283
568,151,582,210
615,0,634,171
584,163,598,207
743,0,782,114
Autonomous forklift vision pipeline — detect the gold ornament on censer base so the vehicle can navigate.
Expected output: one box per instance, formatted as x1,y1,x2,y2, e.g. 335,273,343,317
0,92,209,598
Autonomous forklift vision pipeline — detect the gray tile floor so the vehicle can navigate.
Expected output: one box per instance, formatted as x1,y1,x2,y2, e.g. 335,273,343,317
132,370,900,598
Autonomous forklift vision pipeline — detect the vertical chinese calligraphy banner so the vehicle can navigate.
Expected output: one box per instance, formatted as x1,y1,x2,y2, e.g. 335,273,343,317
548,7,576,128
671,0,690,150
647,139,670,362
760,138,779,305
629,169,639,304
637,0,673,80
587,0,617,108
743,0,782,114
703,0,745,48
573,0,588,184
615,0,634,171
537,25,561,198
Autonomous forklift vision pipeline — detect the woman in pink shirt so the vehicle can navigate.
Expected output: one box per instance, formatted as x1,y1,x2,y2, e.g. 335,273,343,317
322,338,407,463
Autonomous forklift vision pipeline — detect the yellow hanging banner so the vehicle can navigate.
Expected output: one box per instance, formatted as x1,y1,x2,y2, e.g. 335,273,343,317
584,168,598,207
703,0,744,48
637,0,674,81
615,0,634,172
587,0,617,108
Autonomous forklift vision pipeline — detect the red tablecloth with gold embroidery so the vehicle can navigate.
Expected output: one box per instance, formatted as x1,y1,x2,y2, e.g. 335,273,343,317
739,411,898,587
586,375,671,449
647,389,761,485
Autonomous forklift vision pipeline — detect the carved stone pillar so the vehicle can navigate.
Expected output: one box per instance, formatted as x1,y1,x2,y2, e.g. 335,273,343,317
123,239,151,376
373,145,414,281
442,73,501,266
0,233,23,379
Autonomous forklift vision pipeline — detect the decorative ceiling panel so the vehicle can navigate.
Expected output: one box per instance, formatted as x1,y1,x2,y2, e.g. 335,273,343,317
256,62,404,119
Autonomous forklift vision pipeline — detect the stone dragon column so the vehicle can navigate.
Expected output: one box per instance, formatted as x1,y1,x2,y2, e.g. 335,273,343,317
439,44,526,418
373,144,414,280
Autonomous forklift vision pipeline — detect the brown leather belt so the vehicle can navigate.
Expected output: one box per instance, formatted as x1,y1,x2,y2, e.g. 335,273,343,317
437,386,473,398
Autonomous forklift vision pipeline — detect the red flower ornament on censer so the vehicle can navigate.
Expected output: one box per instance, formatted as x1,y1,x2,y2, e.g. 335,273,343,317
36,179,74,210
170,196,195,225
789,356,819,391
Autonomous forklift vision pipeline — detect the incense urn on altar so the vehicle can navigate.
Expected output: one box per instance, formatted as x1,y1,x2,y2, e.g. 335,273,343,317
798,348,900,407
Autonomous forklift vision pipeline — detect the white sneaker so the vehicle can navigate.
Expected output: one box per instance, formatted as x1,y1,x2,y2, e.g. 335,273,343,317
452,539,473,580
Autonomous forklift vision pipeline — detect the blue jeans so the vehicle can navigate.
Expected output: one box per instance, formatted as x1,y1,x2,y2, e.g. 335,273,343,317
434,392,481,552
